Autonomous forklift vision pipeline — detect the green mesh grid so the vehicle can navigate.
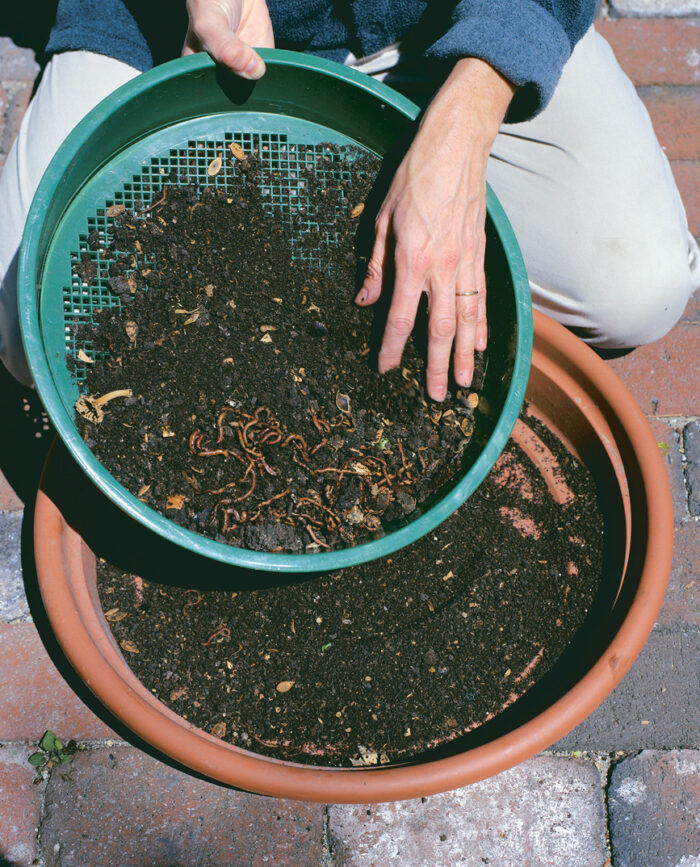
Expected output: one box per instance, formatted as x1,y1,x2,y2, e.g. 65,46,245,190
63,130,365,386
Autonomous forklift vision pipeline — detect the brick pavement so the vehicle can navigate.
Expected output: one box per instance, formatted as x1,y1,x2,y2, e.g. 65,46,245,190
1,12,698,867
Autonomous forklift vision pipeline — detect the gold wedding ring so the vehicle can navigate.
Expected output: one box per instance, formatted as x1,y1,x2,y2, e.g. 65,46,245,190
456,290,479,297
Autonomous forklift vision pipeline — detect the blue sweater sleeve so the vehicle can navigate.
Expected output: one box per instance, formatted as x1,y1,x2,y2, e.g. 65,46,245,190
424,0,596,122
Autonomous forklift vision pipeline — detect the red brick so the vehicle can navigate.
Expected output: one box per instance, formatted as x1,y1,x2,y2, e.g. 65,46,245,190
681,288,700,322
40,746,324,866
0,745,41,867
672,160,700,238
0,470,23,511
0,37,40,81
0,80,32,159
0,83,7,142
0,624,117,742
605,322,700,417
657,523,700,627
595,19,700,87
645,419,688,522
638,87,700,160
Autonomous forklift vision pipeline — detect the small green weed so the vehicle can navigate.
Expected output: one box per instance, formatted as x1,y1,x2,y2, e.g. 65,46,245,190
28,730,82,781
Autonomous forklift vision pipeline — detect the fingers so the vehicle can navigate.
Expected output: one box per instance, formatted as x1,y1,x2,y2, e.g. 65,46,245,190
453,236,486,386
377,244,424,377
187,13,265,79
426,285,456,401
454,292,480,387
355,214,389,306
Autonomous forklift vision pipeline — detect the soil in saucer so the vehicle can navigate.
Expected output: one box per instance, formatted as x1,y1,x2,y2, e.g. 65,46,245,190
74,144,483,554
97,408,604,768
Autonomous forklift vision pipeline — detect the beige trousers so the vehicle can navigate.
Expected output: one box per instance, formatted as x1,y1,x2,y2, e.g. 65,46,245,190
1,28,698,384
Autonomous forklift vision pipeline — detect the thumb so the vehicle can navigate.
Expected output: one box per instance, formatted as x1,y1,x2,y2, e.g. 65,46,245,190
186,17,265,79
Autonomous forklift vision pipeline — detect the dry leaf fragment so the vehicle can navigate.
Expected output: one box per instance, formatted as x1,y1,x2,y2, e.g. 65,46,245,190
106,204,125,218
210,721,227,738
162,426,175,438
260,325,277,332
203,284,214,298
260,333,273,344
106,609,128,622
208,156,223,176
460,418,473,437
351,203,365,218
120,639,139,654
307,303,320,314
75,389,132,424
357,745,378,765
349,461,371,476
229,142,246,160
137,484,151,497
183,311,201,326
170,688,188,701
166,494,186,510
442,570,455,581
276,680,295,694
125,321,138,343
467,392,479,409
222,357,234,364
76,349,94,364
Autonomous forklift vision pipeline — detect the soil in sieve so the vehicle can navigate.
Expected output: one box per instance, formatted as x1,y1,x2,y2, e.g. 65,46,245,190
97,410,604,767
74,143,483,554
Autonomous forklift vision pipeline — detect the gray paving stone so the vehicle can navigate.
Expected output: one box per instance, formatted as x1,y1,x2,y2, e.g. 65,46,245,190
40,746,324,867
683,420,700,516
610,0,700,13
0,511,29,622
328,755,608,867
657,523,700,628
554,628,700,751
609,750,700,867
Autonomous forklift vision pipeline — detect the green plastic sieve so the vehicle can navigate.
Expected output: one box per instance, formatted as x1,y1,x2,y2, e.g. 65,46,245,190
19,50,532,573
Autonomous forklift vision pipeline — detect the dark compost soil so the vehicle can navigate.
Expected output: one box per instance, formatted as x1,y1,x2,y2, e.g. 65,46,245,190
74,144,483,553
96,410,604,767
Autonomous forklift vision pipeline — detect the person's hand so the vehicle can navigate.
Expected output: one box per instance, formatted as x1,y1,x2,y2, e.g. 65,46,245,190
356,58,515,401
183,0,274,79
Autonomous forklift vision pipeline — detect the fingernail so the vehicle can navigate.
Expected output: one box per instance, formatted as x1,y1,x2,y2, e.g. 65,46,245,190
457,369,473,388
241,57,264,80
